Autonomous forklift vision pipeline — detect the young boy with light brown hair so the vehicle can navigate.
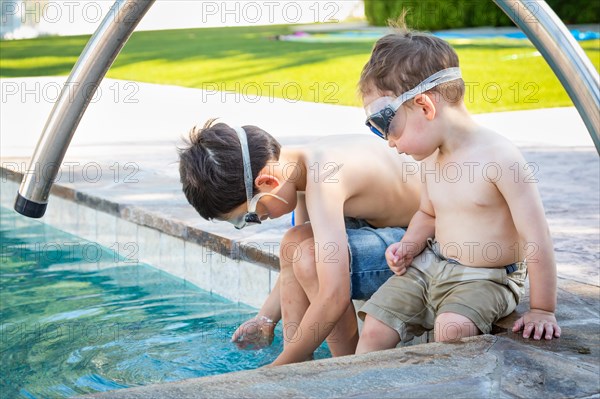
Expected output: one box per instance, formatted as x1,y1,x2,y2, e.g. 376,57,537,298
356,26,560,352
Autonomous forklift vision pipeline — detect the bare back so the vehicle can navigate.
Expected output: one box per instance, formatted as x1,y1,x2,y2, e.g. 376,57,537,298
300,135,421,228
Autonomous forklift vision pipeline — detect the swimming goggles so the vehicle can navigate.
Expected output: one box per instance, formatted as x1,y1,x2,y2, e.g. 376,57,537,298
365,67,462,140
232,127,288,230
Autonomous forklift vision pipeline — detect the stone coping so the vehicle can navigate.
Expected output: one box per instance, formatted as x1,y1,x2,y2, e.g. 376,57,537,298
1,166,283,270
80,335,599,399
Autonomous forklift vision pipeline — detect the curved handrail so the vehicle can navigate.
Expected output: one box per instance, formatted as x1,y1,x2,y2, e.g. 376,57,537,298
14,0,156,218
493,0,600,152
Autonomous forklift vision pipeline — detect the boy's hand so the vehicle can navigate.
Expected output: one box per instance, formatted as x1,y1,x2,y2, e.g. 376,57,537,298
231,315,276,349
512,309,561,340
385,242,416,275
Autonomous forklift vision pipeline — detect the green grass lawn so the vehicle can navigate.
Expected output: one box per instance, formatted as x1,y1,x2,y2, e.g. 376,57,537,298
1,25,598,113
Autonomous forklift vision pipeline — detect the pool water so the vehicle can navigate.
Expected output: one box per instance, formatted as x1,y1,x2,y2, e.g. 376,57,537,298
0,207,330,398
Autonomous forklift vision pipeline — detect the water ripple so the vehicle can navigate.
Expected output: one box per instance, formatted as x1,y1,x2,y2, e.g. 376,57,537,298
0,207,332,398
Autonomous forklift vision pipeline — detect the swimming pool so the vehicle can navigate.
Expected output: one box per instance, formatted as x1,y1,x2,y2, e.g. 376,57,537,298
0,207,330,398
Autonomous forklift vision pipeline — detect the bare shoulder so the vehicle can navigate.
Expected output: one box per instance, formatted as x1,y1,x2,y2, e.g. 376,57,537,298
302,135,369,197
307,134,414,164
475,128,527,165
303,134,413,195
469,129,539,191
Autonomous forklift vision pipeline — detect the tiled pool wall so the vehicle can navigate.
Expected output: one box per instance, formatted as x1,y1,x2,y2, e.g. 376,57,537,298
0,176,277,309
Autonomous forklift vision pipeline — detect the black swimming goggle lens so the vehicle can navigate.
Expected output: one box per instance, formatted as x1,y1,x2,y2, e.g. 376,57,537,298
244,212,261,225
365,106,396,140
366,121,385,139
234,212,262,230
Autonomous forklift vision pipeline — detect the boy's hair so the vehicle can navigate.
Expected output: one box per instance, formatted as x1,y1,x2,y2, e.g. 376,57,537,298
178,119,281,220
359,23,464,104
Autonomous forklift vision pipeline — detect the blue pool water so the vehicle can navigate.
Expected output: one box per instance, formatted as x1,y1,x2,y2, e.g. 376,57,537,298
0,207,330,398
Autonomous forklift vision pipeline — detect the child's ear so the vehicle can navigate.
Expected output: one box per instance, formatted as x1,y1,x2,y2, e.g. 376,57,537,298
413,94,436,121
255,174,280,189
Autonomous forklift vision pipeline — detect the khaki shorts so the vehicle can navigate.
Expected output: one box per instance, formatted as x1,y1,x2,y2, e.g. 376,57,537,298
358,243,527,342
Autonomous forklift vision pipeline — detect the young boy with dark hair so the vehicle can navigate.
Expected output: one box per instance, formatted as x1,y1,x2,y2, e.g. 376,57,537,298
178,120,422,365
355,27,560,353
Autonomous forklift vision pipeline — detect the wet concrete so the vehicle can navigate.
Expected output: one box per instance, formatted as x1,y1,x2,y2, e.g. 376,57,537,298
80,335,600,399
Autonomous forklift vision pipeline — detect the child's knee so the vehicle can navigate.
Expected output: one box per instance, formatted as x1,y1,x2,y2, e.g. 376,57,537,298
434,312,480,342
292,238,317,283
280,224,312,263
356,315,400,354
360,315,392,341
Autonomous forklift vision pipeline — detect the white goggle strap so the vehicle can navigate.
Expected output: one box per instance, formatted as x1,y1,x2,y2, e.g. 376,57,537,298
234,126,289,214
390,67,462,111
248,192,289,213
233,127,254,210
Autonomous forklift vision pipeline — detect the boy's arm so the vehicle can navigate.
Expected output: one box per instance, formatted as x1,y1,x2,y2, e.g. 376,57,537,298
231,277,281,348
387,173,435,274
293,192,309,224
232,192,308,349
271,186,350,365
258,276,282,322
496,150,560,340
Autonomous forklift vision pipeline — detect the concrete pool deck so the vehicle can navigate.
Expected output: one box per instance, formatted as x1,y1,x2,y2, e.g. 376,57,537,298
1,77,599,397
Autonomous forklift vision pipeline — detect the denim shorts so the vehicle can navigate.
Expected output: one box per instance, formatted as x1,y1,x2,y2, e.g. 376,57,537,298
345,217,407,300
